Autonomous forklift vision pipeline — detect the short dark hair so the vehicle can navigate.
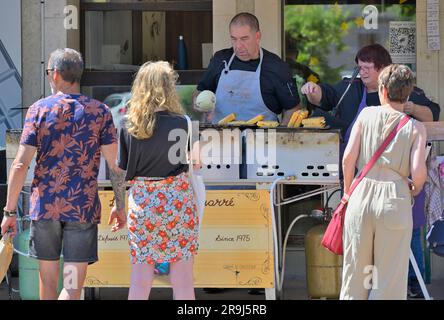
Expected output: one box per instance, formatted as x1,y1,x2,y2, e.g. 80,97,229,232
230,12,260,32
378,64,414,103
48,48,84,84
355,44,392,70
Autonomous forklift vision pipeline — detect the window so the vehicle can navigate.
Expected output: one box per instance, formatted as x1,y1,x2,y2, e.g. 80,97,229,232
80,0,213,85
79,1,212,121
284,1,416,86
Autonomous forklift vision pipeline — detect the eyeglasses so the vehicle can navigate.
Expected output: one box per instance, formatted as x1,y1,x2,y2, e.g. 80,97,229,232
45,68,56,76
358,64,375,72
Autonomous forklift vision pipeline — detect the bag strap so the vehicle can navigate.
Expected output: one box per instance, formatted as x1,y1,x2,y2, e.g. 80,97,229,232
342,114,411,204
184,115,193,175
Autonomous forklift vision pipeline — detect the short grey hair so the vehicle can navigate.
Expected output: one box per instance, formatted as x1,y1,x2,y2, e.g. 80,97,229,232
48,48,84,84
378,64,414,103
230,12,260,32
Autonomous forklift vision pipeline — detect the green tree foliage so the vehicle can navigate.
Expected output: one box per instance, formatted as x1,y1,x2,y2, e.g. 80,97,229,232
285,3,416,84
285,5,352,83
385,3,416,20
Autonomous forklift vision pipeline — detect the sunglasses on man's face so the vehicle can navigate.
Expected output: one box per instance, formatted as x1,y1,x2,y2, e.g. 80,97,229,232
45,68,56,76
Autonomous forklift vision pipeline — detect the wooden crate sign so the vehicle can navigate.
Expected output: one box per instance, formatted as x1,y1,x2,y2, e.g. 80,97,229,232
85,190,274,288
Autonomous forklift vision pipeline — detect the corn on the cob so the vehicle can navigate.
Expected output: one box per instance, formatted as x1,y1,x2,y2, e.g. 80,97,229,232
287,109,310,128
218,113,236,125
287,111,300,128
257,121,279,128
226,120,247,126
300,110,309,119
302,117,325,125
246,114,265,125
302,117,326,128
293,113,304,128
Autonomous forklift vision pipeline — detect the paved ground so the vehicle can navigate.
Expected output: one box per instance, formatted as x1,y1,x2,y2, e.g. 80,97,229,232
3,249,444,300
2,273,443,300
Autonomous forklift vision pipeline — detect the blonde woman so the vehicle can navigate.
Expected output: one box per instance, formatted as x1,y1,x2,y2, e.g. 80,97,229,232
117,61,199,300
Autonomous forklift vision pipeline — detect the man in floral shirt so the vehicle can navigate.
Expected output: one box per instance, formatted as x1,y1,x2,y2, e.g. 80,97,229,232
1,48,127,300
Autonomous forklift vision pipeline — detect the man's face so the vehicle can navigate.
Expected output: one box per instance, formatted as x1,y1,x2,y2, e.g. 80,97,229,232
46,66,57,94
230,24,261,61
46,61,58,94
357,60,382,90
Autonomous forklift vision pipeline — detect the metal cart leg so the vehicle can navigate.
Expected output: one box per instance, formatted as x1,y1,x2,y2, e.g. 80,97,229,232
410,249,432,300
275,184,283,299
265,288,276,300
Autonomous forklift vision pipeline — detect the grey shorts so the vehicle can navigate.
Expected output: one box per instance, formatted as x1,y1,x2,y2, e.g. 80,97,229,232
29,220,98,264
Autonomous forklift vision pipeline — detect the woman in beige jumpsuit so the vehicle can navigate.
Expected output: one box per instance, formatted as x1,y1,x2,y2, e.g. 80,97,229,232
340,64,428,300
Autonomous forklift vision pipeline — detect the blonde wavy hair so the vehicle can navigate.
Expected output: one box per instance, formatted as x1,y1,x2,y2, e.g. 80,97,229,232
126,61,184,139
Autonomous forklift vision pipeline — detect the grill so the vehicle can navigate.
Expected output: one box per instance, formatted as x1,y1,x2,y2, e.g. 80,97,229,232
7,126,342,185
198,126,341,183
199,125,242,182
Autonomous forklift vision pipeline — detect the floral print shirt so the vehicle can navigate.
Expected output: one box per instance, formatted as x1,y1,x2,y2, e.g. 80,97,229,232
20,94,117,223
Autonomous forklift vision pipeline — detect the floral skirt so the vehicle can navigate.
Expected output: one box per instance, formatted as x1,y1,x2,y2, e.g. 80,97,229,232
127,172,199,265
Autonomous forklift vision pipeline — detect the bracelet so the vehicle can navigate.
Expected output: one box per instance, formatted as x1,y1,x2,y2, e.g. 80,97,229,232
3,207,17,217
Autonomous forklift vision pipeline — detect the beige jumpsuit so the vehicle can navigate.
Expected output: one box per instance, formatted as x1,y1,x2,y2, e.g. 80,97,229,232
340,107,415,300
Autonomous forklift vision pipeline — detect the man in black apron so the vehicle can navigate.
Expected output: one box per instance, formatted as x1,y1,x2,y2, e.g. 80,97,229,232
193,12,301,296
194,12,301,124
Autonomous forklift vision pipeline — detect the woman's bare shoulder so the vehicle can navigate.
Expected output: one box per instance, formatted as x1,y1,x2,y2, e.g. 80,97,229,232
412,119,426,137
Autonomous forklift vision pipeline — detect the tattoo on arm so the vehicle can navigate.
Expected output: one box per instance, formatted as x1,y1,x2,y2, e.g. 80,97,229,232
109,168,127,211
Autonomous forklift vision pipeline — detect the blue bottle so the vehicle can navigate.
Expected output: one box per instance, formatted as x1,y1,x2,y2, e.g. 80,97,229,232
178,35,188,70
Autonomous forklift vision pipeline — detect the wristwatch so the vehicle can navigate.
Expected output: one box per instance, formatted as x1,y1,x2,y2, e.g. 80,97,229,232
3,207,17,217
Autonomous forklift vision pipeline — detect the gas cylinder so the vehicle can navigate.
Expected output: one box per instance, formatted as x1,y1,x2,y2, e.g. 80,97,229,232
305,224,342,299
17,228,64,300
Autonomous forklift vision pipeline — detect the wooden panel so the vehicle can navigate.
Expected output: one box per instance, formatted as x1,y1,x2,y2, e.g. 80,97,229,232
165,11,213,70
85,190,274,288
424,122,444,141
142,12,166,62
132,11,143,66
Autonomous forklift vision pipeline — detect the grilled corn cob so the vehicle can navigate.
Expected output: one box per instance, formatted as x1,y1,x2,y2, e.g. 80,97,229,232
218,113,236,125
246,114,265,125
302,117,326,128
287,109,310,128
257,121,279,128
300,110,309,119
226,120,247,126
287,111,300,128
293,112,304,128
